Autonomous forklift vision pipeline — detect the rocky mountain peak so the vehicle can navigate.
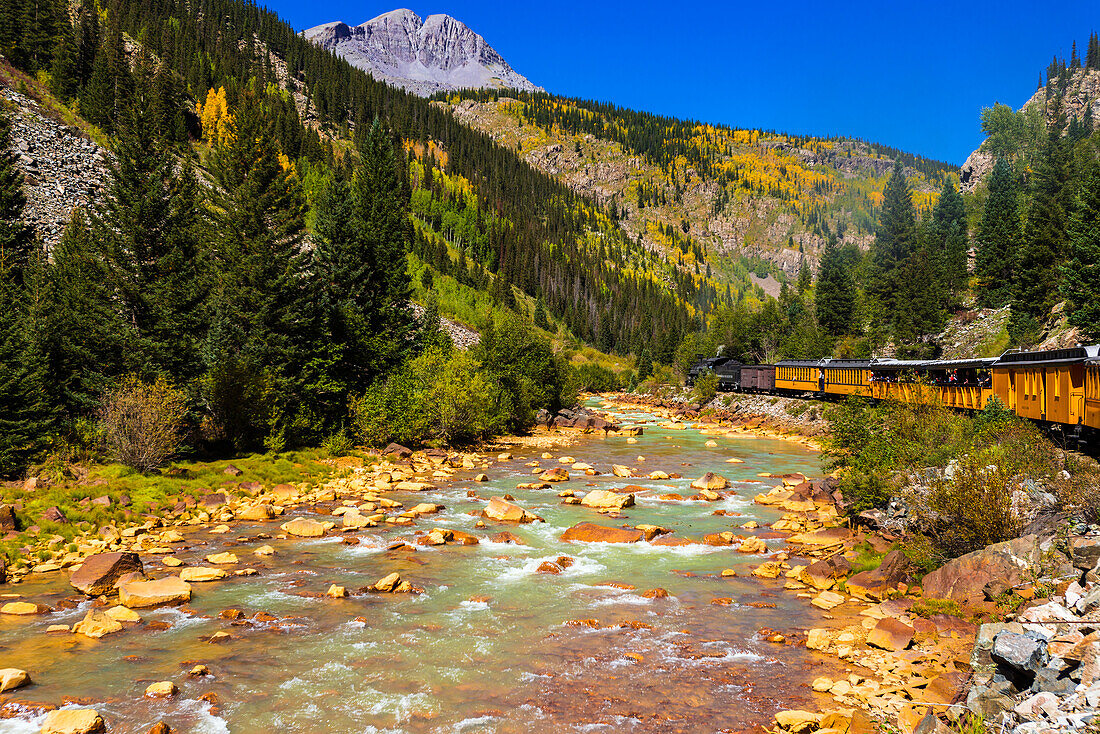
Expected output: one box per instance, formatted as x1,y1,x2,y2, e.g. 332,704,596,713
302,9,542,97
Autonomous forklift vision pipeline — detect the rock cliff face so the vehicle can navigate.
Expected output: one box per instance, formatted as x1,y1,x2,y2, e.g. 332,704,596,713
961,67,1100,192
303,9,541,97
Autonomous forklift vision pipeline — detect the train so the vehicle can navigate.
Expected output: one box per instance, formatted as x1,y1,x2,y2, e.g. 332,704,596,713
686,345,1100,445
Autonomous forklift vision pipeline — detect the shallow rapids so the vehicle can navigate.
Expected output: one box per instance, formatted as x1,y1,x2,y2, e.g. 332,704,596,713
0,402,832,733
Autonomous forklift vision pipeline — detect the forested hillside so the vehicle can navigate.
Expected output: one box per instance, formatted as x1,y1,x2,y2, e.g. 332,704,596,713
440,91,958,280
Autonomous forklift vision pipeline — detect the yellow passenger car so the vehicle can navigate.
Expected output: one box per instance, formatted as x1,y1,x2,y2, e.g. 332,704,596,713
775,360,825,393
823,360,872,397
993,346,1095,427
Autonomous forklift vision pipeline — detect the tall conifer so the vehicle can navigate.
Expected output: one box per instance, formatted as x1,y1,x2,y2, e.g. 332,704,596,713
975,159,1020,308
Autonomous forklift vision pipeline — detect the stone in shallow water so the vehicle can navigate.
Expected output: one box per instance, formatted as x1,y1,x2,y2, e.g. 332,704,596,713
180,567,227,583
41,709,104,734
0,668,29,692
867,617,914,651
560,522,643,543
68,552,143,596
118,577,192,608
145,681,176,698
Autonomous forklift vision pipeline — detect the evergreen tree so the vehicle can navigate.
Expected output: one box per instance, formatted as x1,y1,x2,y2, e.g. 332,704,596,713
0,112,35,283
16,0,56,72
89,92,207,380
868,160,917,324
796,262,812,294
975,159,1020,307
49,11,79,102
1010,122,1070,344
0,111,50,477
815,239,856,337
1088,31,1100,71
533,298,550,330
636,348,653,381
42,210,126,420
927,179,968,296
80,21,131,132
204,87,313,449
1061,151,1100,340
894,248,946,357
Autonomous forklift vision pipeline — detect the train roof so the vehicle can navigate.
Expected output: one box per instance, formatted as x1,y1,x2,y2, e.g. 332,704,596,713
996,345,1100,366
775,359,826,367
826,359,872,368
868,358,926,371
918,357,998,370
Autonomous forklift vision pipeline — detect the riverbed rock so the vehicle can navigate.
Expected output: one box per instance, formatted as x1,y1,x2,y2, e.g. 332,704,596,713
326,584,347,598
0,668,29,692
72,610,124,638
774,709,820,733
1,601,48,614
752,561,784,579
922,534,1069,604
205,552,239,565
482,497,543,523
281,518,327,537
104,605,141,623
180,567,227,582
68,552,143,596
368,572,412,593
845,549,913,601
254,545,275,556
118,576,192,608
237,504,274,521
41,709,104,734
490,531,525,544
867,617,915,651
145,681,177,698
560,522,643,543
539,467,569,482
738,536,768,554
580,490,634,510
690,472,729,490
612,465,634,478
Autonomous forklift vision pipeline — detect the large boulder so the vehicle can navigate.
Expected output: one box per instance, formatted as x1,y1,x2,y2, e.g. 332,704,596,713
867,617,914,651
845,549,913,601
68,552,143,596
0,505,17,531
72,610,124,639
180,567,227,582
482,497,543,523
690,472,729,490
281,518,327,537
0,668,29,692
922,535,1070,604
560,522,643,543
992,632,1048,676
118,576,192,608
580,490,634,510
41,710,105,734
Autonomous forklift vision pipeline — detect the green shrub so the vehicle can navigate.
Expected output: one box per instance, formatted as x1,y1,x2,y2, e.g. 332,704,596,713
691,372,718,405
926,457,1022,558
322,428,355,457
900,534,945,577
838,469,892,513
568,363,622,394
99,376,188,473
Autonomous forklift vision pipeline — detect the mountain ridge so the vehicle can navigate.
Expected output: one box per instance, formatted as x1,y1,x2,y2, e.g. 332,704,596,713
303,8,541,97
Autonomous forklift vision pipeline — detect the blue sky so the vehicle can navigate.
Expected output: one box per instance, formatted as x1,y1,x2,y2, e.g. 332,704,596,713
272,1,1098,165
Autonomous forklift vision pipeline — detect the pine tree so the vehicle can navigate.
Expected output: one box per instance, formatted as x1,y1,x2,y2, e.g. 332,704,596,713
868,160,917,324
815,239,856,337
16,0,56,72
204,87,313,449
1088,31,1100,71
894,248,946,357
975,159,1020,308
533,298,550,330
0,112,35,284
0,111,50,477
927,179,968,296
49,11,79,101
80,21,131,132
42,210,126,419
1010,123,1070,344
89,92,207,380
796,262,812,294
1060,152,1100,340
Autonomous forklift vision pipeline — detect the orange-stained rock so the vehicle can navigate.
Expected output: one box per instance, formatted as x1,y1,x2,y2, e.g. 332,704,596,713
560,522,643,543
536,561,562,574
690,472,729,490
68,552,143,596
482,497,543,523
642,588,669,599
867,617,915,651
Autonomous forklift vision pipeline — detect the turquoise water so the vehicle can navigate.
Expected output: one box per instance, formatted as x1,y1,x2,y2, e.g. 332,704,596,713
0,403,829,733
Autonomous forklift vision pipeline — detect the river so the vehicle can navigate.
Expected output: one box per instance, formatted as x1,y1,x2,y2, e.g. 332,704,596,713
0,401,832,733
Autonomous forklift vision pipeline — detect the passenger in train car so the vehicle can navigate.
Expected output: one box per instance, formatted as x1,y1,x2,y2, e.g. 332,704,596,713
818,368,826,392
948,370,958,385
978,370,992,387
